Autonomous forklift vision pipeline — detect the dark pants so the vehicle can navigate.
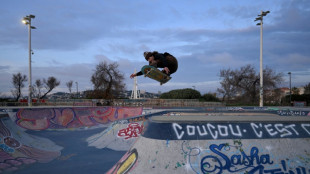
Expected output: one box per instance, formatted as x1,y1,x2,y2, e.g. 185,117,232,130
164,55,178,75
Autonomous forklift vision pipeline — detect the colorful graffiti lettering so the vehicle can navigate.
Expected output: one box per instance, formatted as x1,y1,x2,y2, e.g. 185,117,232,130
181,141,310,174
170,122,310,140
106,148,138,174
201,143,310,173
14,107,143,130
201,143,273,173
118,123,144,139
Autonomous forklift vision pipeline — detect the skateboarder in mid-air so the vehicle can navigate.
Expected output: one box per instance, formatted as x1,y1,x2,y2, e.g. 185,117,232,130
130,51,178,79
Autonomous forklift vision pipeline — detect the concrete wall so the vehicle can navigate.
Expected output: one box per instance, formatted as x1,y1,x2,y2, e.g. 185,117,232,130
0,106,144,173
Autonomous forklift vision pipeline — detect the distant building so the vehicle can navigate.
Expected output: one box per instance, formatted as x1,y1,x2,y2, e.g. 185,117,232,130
279,87,290,97
298,87,305,95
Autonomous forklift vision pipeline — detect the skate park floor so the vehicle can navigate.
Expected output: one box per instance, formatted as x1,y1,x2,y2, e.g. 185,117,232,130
1,106,310,174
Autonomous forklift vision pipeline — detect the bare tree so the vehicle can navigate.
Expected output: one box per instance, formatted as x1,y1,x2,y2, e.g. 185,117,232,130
40,76,60,99
217,65,258,102
33,79,43,98
11,73,27,101
265,88,283,105
66,80,73,94
217,69,238,102
91,61,125,99
218,64,283,104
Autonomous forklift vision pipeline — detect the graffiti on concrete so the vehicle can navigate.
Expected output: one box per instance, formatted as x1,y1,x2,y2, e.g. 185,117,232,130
200,143,274,173
87,121,143,151
13,107,143,130
0,120,61,173
203,107,310,116
127,115,147,123
200,143,310,174
181,141,310,174
227,107,245,111
277,110,308,116
172,122,310,140
118,123,144,140
106,148,138,174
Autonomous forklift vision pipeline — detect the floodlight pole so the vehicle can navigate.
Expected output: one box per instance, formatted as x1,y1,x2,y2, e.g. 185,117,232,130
259,11,264,107
23,15,36,107
255,10,270,107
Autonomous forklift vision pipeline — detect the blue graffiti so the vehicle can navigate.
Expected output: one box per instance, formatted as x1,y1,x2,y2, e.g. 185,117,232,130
166,139,170,147
181,141,202,174
263,160,309,174
0,138,14,153
201,144,273,173
200,143,309,174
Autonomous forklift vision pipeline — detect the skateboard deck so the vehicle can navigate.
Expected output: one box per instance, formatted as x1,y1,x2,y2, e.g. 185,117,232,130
141,65,171,85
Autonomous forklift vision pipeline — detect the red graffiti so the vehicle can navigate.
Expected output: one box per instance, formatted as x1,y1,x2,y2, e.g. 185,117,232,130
118,123,144,140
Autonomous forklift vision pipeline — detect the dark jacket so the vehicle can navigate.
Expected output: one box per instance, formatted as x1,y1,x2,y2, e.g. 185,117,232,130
136,52,178,76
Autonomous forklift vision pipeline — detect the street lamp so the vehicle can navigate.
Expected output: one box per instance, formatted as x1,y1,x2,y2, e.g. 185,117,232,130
22,14,36,107
254,10,270,107
288,72,292,105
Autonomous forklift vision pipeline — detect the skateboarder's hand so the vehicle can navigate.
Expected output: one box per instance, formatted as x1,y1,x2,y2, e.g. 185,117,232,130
164,67,170,74
130,73,136,79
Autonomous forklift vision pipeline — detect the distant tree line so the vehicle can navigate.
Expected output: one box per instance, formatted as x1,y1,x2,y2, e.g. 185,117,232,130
281,83,310,106
7,61,126,102
6,61,309,106
282,94,310,106
159,88,220,102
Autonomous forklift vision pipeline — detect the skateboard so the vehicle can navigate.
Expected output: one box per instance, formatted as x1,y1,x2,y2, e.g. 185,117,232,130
141,65,171,85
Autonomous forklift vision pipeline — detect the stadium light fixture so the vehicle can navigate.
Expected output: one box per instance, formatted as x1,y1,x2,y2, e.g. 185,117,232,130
22,14,36,107
254,11,270,107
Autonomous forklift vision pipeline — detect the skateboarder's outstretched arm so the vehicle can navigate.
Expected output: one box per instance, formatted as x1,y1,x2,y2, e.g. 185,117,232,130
130,71,143,78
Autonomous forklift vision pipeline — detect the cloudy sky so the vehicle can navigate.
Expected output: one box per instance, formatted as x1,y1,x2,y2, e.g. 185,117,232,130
1,0,309,97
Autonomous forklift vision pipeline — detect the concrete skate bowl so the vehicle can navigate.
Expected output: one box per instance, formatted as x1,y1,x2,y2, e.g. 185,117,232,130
107,107,310,174
1,106,310,174
0,106,144,174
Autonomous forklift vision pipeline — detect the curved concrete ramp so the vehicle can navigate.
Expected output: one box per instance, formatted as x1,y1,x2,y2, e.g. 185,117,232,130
108,114,310,174
1,106,310,173
0,107,144,174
